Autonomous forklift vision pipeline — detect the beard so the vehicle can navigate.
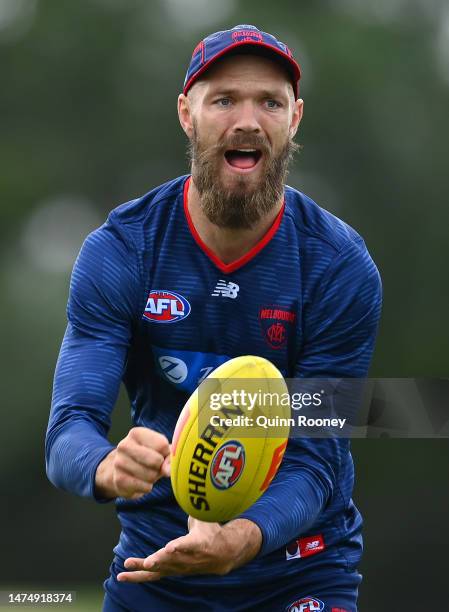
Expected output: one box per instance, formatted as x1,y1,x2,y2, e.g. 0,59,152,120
188,123,299,230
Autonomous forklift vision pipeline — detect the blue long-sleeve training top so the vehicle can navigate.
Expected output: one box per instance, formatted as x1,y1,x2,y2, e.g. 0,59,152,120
46,174,382,588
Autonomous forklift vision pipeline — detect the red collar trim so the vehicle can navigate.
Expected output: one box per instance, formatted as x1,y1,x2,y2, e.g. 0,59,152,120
183,176,285,274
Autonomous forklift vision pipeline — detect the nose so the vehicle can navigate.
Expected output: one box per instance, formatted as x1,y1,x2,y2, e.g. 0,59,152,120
232,100,261,134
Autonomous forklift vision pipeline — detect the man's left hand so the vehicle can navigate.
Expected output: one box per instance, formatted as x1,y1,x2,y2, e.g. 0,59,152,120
117,517,262,583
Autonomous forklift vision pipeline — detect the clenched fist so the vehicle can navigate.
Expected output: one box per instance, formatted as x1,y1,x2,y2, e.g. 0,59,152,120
95,427,171,500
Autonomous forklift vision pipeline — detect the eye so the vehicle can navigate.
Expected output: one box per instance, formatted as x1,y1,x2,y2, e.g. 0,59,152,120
215,97,232,107
265,99,282,109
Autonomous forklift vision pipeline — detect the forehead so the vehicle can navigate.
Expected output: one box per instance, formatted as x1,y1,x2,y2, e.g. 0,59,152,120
194,53,292,94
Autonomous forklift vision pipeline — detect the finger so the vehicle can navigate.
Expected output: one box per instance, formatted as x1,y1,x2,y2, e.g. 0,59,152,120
117,570,163,583
117,441,165,472
129,489,152,500
123,557,146,570
187,515,196,531
113,472,153,498
141,547,182,572
129,428,170,456
144,549,215,576
141,543,191,572
142,555,192,574
160,455,171,478
164,534,196,555
141,550,170,570
115,457,162,484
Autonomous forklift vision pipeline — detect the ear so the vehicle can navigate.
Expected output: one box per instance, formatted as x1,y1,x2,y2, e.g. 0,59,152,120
289,98,304,139
178,93,194,139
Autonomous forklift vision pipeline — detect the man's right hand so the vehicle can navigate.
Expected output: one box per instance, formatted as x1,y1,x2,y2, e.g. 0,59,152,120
95,427,171,500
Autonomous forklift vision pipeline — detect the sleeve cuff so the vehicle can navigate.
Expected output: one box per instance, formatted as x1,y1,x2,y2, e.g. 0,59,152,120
90,444,116,503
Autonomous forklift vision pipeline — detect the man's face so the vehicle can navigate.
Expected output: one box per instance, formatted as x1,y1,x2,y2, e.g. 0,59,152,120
180,54,303,229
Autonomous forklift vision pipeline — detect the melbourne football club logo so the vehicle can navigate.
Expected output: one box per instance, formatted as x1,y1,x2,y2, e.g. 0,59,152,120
210,441,245,490
259,305,296,349
285,597,324,612
143,290,191,324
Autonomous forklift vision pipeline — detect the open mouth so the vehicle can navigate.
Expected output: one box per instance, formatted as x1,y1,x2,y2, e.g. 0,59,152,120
224,149,262,171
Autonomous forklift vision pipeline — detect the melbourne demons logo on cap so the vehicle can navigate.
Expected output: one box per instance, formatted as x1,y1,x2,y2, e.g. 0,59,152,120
259,305,296,349
210,441,245,490
231,26,263,43
143,290,191,324
285,597,324,612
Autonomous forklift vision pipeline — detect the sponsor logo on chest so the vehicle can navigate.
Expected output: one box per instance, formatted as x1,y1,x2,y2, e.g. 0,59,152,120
158,356,188,383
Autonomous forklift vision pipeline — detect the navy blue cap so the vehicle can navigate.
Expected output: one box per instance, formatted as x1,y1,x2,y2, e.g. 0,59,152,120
183,24,301,99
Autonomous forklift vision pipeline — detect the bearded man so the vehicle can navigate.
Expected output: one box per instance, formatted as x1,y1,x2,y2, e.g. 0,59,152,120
46,25,382,612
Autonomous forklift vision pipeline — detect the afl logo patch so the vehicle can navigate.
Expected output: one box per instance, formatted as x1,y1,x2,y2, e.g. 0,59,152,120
143,290,191,324
285,597,324,612
211,441,245,490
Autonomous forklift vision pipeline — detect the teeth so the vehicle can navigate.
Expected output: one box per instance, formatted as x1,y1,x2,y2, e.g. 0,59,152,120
237,149,257,152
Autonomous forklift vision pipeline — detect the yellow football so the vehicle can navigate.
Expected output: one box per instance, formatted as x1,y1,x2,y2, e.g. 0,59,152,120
170,355,290,522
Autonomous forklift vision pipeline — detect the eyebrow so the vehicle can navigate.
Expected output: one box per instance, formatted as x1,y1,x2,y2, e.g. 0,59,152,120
206,87,288,100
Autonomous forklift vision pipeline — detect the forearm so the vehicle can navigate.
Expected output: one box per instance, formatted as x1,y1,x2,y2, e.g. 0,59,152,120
222,518,262,571
236,432,349,557
46,419,114,499
239,459,333,556
46,222,140,499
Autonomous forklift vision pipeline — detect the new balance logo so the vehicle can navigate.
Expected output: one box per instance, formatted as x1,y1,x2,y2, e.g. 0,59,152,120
305,540,320,551
211,280,239,299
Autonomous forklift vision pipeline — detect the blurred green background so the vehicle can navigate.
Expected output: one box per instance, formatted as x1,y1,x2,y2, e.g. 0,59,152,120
1,0,448,610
